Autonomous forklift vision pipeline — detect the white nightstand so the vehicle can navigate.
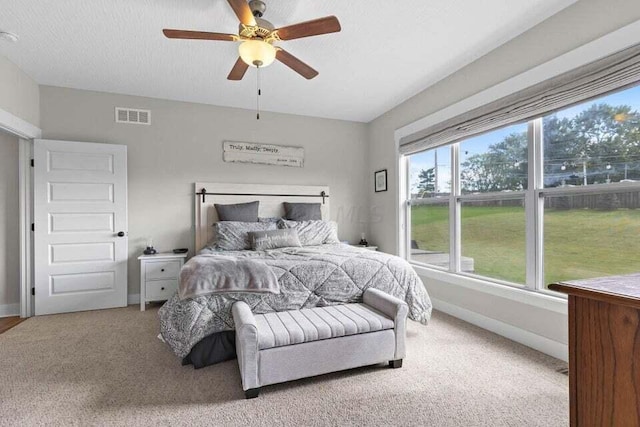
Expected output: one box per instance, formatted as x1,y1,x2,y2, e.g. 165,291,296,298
138,252,187,311
351,245,378,251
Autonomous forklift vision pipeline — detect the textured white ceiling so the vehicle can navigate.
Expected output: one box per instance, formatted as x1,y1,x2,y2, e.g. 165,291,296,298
0,0,575,122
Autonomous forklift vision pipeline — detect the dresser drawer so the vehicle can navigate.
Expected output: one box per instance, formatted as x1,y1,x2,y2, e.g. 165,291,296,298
146,260,181,280
146,279,177,301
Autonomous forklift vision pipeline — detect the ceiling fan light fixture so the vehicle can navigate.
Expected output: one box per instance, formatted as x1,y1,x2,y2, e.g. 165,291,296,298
239,39,276,67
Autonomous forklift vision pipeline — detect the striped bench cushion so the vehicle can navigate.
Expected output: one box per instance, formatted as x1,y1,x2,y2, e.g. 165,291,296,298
254,304,395,350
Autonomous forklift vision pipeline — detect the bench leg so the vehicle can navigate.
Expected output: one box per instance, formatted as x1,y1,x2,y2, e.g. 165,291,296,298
245,388,260,399
389,359,403,369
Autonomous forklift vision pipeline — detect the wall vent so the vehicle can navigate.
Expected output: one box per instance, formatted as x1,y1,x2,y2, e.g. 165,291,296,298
115,107,151,125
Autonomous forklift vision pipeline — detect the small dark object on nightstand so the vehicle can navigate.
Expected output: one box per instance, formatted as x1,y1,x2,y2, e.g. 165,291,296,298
173,248,188,254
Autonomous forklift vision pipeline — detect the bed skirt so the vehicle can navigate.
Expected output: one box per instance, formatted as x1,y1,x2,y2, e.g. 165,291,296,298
181,331,236,369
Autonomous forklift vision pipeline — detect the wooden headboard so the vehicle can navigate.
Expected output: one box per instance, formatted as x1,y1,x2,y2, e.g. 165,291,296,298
194,182,330,252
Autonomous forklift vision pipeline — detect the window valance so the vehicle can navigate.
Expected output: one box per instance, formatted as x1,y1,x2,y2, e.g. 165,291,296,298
399,44,640,155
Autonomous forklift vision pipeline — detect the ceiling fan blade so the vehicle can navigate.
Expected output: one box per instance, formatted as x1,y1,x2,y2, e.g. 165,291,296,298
227,0,257,27
163,29,236,41
276,49,318,80
275,16,341,41
228,57,249,80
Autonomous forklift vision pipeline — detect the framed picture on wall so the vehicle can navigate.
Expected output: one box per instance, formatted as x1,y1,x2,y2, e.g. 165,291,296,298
374,169,387,192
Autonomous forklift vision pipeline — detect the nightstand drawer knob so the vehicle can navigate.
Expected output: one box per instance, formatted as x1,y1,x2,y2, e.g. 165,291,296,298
161,287,165,291
161,268,165,272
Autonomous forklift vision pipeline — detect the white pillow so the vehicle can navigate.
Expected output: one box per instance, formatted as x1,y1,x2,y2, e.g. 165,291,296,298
215,222,277,251
249,229,302,251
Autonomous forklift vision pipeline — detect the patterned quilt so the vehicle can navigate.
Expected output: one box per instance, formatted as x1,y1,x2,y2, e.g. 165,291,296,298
158,244,432,358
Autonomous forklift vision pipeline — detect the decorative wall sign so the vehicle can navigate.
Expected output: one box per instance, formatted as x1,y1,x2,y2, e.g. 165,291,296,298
223,141,304,168
375,169,388,192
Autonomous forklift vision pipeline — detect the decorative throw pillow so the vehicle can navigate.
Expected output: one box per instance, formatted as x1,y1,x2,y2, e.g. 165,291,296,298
215,221,276,251
215,201,259,222
279,219,340,246
249,229,302,251
283,202,322,221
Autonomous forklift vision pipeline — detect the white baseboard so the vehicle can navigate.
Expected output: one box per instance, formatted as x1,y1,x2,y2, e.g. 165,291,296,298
432,297,568,362
127,294,140,305
0,303,20,318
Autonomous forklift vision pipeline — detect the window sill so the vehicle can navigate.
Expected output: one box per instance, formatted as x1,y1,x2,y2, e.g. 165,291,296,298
410,263,568,315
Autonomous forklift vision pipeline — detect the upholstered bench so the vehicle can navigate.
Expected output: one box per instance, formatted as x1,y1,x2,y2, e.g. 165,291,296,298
232,288,408,398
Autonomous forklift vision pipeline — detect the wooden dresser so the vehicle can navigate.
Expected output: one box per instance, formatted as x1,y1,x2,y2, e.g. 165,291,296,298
549,274,640,426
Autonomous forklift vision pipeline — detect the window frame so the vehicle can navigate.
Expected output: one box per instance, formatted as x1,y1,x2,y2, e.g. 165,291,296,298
393,21,640,307
402,109,640,295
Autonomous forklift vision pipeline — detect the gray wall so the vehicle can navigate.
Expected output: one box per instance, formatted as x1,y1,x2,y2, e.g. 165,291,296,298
0,131,20,309
0,54,40,127
39,86,369,297
366,0,640,351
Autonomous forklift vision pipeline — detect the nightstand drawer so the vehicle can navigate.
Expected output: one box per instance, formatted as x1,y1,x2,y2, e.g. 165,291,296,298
146,260,181,280
146,279,177,301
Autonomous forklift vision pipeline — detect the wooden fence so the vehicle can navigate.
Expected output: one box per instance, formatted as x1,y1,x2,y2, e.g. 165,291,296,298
412,190,640,209
546,191,640,210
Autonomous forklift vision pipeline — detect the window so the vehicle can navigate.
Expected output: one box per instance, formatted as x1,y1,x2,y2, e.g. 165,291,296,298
408,147,451,268
543,191,640,285
540,87,640,286
405,84,640,293
461,199,526,285
460,124,528,194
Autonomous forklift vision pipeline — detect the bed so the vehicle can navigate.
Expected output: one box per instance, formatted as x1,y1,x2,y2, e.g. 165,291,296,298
158,183,432,367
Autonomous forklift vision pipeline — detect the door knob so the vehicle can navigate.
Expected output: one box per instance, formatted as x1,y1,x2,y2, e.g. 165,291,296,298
117,231,125,237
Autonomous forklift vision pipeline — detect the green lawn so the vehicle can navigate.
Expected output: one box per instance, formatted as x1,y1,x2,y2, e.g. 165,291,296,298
411,205,640,285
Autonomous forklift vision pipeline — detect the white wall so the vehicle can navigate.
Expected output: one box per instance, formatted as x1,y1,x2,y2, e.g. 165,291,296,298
39,86,369,297
0,131,20,315
366,0,640,358
0,54,40,127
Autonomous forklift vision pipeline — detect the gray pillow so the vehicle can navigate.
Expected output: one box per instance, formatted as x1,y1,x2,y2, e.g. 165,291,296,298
249,229,302,251
258,217,281,223
215,221,276,251
215,201,259,222
280,219,340,246
283,202,322,221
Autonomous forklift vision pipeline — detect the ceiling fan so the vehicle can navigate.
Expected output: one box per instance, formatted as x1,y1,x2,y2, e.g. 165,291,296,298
163,0,341,80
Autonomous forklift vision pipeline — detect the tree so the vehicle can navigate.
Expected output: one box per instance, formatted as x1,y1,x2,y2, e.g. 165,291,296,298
417,167,435,195
461,132,528,193
543,114,576,187
544,104,640,186
455,102,640,193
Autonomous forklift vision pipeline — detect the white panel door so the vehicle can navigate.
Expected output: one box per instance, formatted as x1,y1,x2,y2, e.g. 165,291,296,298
34,139,127,315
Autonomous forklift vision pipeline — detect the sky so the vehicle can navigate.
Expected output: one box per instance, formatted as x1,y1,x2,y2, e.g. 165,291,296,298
409,85,640,194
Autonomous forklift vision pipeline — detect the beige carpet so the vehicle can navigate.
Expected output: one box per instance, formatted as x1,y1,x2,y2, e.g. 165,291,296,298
0,306,568,426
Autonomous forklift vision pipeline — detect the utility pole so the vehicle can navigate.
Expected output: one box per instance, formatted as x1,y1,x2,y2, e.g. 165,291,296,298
434,150,439,196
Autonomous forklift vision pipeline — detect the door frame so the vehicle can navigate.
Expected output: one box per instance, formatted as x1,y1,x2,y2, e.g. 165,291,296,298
19,139,34,317
0,106,41,318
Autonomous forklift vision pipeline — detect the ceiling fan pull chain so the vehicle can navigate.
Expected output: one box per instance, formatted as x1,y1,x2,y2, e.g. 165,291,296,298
256,65,261,120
